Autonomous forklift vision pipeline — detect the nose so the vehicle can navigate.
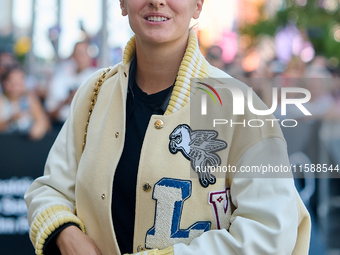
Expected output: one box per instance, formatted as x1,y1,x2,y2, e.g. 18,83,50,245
147,0,166,8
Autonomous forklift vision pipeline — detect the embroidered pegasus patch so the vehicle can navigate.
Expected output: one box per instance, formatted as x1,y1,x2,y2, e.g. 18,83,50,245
169,124,228,188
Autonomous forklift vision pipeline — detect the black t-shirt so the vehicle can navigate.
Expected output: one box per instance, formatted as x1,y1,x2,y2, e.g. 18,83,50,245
112,58,173,254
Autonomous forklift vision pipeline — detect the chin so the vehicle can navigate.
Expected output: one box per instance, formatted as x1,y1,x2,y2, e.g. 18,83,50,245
138,34,170,44
142,32,187,46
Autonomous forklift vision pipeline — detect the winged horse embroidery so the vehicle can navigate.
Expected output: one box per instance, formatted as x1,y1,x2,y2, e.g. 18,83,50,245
169,124,228,188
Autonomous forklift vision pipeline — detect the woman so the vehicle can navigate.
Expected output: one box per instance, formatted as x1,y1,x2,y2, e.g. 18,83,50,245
25,0,310,254
0,66,50,139
45,41,98,127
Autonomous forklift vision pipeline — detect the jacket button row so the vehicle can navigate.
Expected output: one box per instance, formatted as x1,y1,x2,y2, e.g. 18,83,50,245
137,245,145,252
154,119,164,129
142,182,152,192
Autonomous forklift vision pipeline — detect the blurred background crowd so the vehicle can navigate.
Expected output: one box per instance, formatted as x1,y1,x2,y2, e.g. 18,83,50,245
1,0,340,254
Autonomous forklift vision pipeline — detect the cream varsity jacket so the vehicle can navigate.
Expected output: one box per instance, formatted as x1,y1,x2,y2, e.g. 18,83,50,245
25,30,311,255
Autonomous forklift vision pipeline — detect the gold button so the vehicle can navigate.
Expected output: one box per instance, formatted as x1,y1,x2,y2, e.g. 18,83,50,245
101,194,105,200
154,120,164,129
137,245,145,252
142,182,152,192
115,132,119,138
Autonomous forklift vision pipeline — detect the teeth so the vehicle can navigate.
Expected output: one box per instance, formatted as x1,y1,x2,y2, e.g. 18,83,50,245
147,16,169,22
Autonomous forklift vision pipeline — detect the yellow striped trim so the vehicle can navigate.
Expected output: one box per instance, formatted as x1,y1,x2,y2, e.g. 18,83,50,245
122,29,208,116
131,247,174,255
30,205,85,255
166,30,208,115
123,35,136,65
153,247,173,255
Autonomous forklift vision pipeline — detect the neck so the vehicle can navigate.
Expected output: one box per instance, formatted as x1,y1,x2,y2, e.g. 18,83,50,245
134,33,189,95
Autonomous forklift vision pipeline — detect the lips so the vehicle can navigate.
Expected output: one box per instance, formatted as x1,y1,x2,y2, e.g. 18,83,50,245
144,13,171,22
147,16,169,22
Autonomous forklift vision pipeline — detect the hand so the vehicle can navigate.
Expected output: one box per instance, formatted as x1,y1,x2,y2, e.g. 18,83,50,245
10,112,23,122
29,124,46,140
56,225,102,255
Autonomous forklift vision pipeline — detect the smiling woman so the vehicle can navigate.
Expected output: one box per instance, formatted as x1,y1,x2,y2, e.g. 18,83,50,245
120,0,202,46
118,0,204,95
25,0,311,255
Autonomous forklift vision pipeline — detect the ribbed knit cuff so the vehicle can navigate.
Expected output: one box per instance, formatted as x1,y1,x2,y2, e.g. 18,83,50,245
30,205,85,255
126,246,174,255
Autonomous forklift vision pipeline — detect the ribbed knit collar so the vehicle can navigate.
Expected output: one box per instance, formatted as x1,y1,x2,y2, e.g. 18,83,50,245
122,29,209,115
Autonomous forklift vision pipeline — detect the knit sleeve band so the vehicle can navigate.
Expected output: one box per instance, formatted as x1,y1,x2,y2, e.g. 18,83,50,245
30,205,85,255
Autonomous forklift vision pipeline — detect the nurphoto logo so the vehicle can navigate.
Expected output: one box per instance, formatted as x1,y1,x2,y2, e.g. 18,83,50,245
196,80,312,128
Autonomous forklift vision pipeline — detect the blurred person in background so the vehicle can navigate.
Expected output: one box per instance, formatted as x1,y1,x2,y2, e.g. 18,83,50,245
307,58,340,122
302,59,334,120
224,54,245,78
329,67,340,119
0,51,41,97
205,45,227,71
304,62,340,142
206,46,274,109
275,58,335,120
241,70,273,108
281,56,306,79
266,58,285,78
272,56,306,118
0,51,18,76
0,66,50,140
45,41,97,128
305,55,330,76
0,51,18,89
